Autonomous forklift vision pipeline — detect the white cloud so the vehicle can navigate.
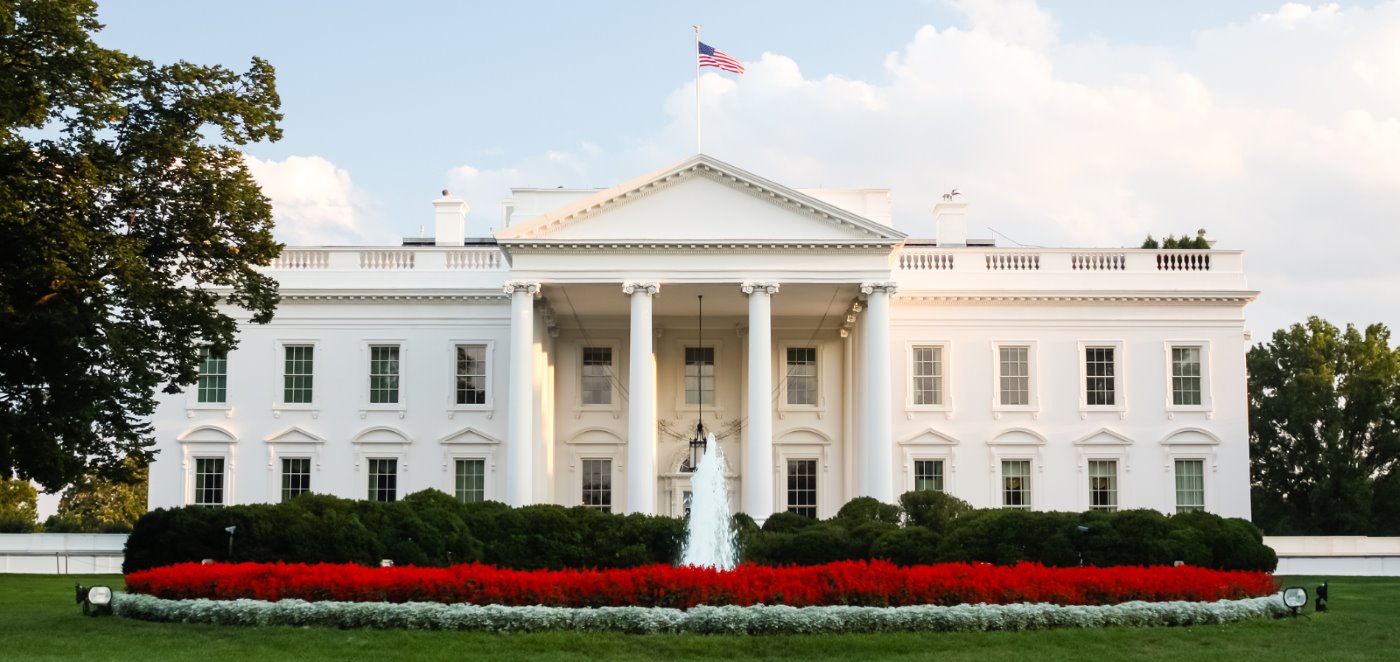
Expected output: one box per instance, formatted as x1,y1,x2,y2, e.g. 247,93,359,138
443,1,1400,336
244,155,398,246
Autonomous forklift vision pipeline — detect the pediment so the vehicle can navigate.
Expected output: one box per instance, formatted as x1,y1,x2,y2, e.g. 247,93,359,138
494,154,905,246
351,426,412,445
1160,428,1221,446
179,425,237,444
439,427,502,445
1072,428,1134,446
776,427,834,445
988,428,1048,446
899,428,960,446
263,426,325,445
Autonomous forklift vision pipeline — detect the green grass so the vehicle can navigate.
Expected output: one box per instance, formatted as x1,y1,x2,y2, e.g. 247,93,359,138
1,574,1394,661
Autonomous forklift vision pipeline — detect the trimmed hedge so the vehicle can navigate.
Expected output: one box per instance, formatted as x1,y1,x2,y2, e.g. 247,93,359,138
124,490,1276,573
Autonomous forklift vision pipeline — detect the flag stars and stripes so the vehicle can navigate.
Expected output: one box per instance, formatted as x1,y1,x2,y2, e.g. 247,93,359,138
698,42,744,74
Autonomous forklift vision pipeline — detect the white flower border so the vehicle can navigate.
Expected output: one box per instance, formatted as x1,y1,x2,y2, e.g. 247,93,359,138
113,592,1289,634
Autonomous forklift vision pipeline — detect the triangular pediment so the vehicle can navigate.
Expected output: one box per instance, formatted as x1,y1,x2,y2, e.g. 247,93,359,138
899,428,960,446
439,427,502,445
1072,428,1134,446
263,426,325,445
494,154,905,245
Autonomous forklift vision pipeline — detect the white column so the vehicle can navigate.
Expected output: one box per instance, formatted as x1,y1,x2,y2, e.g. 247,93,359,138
742,281,779,521
624,282,660,514
860,282,896,503
504,280,539,507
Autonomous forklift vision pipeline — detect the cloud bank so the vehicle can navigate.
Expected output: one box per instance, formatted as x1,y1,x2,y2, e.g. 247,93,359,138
244,155,398,246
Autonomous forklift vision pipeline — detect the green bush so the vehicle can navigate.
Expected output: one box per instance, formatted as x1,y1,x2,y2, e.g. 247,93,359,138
871,527,941,566
899,490,974,533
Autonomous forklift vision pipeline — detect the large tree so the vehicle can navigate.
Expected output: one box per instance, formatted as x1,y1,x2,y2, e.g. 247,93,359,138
1248,317,1400,534
0,0,282,489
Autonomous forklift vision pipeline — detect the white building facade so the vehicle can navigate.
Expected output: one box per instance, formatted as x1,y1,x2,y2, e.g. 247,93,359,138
148,155,1258,522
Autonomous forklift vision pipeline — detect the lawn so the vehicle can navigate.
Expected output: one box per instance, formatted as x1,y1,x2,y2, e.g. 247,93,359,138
1,574,1394,661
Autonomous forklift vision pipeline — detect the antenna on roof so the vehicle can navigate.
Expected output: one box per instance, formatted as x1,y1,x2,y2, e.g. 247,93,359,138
941,188,961,201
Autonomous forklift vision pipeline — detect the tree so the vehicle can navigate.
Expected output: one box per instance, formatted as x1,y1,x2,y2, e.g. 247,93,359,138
1248,317,1400,534
1,0,282,490
0,476,39,531
46,455,147,532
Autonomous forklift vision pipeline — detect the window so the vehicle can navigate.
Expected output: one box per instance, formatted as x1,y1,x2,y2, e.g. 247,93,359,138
786,459,818,518
684,347,715,406
283,345,314,404
194,457,225,507
1088,460,1117,511
998,346,1030,406
281,457,311,502
1085,347,1116,406
368,458,397,502
455,458,485,503
369,345,400,404
785,347,818,405
455,344,487,405
581,347,613,406
197,347,227,404
581,459,612,512
911,346,943,406
1171,347,1202,406
914,459,944,492
1002,460,1030,509
1175,459,1205,513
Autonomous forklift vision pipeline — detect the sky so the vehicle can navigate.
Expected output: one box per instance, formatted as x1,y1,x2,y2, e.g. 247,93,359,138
90,0,1400,341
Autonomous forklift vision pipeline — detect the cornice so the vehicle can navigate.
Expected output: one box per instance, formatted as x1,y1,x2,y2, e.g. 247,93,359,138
892,290,1260,305
279,291,509,303
496,240,901,254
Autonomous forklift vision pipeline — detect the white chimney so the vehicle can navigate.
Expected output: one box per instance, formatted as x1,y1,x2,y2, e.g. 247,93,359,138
934,199,968,247
433,190,468,246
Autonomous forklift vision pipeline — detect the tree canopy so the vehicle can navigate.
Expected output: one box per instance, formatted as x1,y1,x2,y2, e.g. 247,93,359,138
1248,317,1400,535
0,476,38,531
1,0,282,489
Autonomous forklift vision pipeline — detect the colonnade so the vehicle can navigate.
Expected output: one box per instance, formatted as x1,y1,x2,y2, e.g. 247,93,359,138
501,279,897,517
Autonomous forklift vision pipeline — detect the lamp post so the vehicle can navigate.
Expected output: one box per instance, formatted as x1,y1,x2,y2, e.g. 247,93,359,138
225,525,236,561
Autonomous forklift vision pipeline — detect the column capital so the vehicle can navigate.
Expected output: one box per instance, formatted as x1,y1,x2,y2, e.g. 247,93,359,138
622,281,660,296
740,281,780,296
503,280,540,296
860,281,898,296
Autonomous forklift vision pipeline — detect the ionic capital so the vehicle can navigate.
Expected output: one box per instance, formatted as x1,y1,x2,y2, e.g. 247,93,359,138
740,281,780,296
860,281,898,296
503,280,541,296
622,281,660,296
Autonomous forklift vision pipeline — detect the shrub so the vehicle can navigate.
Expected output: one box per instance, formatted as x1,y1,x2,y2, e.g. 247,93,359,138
835,497,901,525
871,527,940,566
899,490,973,533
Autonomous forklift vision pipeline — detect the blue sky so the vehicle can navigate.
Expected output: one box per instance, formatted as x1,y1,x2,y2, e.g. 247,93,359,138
90,0,1400,338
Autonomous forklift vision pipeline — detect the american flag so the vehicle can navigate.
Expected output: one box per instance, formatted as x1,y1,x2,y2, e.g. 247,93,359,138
698,42,744,74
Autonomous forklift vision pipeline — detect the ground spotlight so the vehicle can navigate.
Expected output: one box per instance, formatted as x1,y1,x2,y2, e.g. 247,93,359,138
1281,586,1308,616
75,583,113,617
1315,581,1329,612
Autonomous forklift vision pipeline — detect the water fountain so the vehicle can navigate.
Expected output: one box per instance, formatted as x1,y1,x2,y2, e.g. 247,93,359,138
679,432,738,570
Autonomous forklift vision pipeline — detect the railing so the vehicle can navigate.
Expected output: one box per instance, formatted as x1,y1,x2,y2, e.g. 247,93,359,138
1072,253,1126,270
264,247,506,272
986,252,1040,270
1156,252,1211,271
898,251,955,270
895,248,1236,275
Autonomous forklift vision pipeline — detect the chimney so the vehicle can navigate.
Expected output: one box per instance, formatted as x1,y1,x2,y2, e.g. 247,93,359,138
433,189,468,246
934,198,968,247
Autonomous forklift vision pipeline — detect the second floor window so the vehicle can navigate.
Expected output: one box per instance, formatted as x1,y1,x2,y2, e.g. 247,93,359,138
369,345,400,404
684,347,715,406
283,345,314,404
785,347,817,405
911,346,943,406
456,344,487,405
1172,347,1203,406
1085,347,1116,406
999,346,1030,406
581,347,613,405
197,347,227,403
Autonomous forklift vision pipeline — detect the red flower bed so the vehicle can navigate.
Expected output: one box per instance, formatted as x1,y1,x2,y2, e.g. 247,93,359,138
125,561,1276,609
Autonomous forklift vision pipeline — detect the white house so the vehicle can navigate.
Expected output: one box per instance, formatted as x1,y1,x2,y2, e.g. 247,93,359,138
148,154,1257,522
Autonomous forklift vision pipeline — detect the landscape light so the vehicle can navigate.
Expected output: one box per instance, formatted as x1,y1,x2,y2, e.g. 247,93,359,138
75,583,114,617
1315,582,1329,612
1282,586,1308,616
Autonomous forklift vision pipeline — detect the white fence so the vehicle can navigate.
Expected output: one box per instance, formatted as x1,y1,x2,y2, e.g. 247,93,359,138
1265,536,1400,577
0,533,127,574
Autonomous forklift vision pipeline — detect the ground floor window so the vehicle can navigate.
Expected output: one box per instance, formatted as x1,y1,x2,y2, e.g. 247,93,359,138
1088,459,1117,511
786,459,818,518
1175,459,1205,513
194,457,225,507
368,458,397,502
914,459,944,492
455,458,485,503
581,458,612,512
281,457,311,502
1002,459,1031,509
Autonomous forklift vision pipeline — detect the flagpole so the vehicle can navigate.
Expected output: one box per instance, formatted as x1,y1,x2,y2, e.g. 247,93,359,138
694,24,701,154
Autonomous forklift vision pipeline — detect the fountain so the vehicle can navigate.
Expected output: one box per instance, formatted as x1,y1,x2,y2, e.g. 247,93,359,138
679,433,738,570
